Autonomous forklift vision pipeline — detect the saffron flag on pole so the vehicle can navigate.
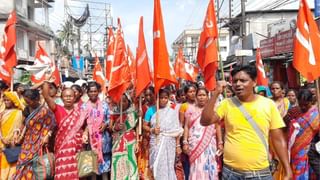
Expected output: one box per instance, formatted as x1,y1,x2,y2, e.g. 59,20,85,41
127,45,136,83
136,16,152,97
93,55,105,88
174,47,198,82
3,11,17,70
0,37,11,83
185,63,199,82
153,0,177,93
105,27,115,81
293,0,320,81
29,44,61,86
108,18,131,103
197,0,219,91
256,48,268,86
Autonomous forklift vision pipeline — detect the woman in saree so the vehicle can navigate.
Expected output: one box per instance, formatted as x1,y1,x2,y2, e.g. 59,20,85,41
288,89,320,179
109,93,139,180
13,89,56,179
145,88,183,180
0,91,24,179
182,87,221,180
82,81,112,179
42,81,86,180
270,81,290,180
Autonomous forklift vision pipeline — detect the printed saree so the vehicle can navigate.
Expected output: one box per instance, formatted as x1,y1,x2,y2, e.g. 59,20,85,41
289,107,320,179
186,105,218,180
54,105,85,180
149,103,183,180
110,108,138,180
13,105,56,180
0,109,23,180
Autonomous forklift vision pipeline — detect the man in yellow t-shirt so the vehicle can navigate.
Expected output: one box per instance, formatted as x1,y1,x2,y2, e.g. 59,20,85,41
200,65,292,180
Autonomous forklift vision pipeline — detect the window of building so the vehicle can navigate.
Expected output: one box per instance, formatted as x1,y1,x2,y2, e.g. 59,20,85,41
27,6,34,21
219,36,227,41
16,30,24,50
29,40,36,57
220,46,227,52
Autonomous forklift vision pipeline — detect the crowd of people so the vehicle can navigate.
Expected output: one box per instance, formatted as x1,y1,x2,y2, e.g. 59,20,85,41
0,65,319,180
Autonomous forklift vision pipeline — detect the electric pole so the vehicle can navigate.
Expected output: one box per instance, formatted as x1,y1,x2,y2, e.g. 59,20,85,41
241,0,246,48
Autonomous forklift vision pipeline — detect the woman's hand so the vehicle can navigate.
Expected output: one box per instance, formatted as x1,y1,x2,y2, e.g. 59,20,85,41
182,144,190,155
134,142,140,153
152,127,160,135
176,146,182,156
41,134,50,146
82,134,89,144
99,123,108,133
1,138,10,146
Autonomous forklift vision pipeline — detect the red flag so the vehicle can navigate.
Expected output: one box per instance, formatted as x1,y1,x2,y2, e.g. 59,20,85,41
0,37,11,83
184,63,199,82
3,11,17,70
136,16,152,97
127,45,136,82
153,0,178,93
105,27,115,81
293,0,320,81
174,47,186,79
93,55,105,88
197,0,219,91
31,44,61,86
108,18,131,103
256,48,268,86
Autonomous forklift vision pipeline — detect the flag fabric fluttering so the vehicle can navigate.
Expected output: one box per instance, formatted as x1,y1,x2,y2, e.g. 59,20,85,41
108,18,131,103
105,27,115,81
93,55,105,89
0,37,11,83
197,0,219,91
293,0,320,81
3,11,17,70
153,0,177,93
127,45,136,83
135,16,152,97
255,48,268,86
29,44,61,86
174,47,198,82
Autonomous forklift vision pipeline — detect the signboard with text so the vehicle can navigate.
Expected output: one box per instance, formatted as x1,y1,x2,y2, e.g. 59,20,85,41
260,37,275,58
274,29,294,54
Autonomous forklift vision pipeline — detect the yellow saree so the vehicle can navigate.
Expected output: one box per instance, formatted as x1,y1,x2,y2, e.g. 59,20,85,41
0,109,23,180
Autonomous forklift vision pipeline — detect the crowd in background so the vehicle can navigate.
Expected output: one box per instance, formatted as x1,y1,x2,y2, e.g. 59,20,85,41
0,65,319,180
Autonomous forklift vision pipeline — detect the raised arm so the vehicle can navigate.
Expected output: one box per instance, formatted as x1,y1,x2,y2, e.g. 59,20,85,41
200,81,226,126
42,81,56,111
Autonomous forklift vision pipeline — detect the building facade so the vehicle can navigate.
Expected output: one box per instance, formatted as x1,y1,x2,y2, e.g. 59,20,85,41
171,28,230,65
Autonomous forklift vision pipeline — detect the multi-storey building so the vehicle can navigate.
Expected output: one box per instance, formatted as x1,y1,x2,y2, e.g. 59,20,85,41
171,28,230,65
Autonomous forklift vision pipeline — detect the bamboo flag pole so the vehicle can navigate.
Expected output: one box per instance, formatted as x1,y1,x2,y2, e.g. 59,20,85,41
315,80,320,114
156,93,159,144
10,68,14,91
138,96,142,136
120,96,123,128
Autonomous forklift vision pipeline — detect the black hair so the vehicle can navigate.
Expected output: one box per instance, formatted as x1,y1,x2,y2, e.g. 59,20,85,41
87,81,101,92
270,81,284,90
286,89,297,96
13,82,22,91
297,89,313,102
184,83,197,94
159,88,170,97
196,87,209,96
0,80,8,90
231,65,257,80
49,82,58,89
176,89,185,98
23,89,40,100
146,86,155,94
71,84,83,94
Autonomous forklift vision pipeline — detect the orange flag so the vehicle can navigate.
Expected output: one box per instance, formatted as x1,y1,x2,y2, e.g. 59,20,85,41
105,27,115,81
174,47,186,79
31,44,61,86
108,18,131,103
185,63,199,82
256,48,268,86
3,11,17,70
93,55,105,88
153,0,177,93
0,37,11,83
197,0,219,91
293,0,320,81
127,45,136,83
136,16,152,97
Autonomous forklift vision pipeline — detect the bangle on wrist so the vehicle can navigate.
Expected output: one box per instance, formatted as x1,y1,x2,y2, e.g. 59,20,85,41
218,141,223,145
183,140,188,145
176,145,181,148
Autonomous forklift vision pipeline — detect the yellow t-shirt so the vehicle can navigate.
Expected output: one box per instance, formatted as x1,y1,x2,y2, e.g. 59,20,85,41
216,95,285,171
